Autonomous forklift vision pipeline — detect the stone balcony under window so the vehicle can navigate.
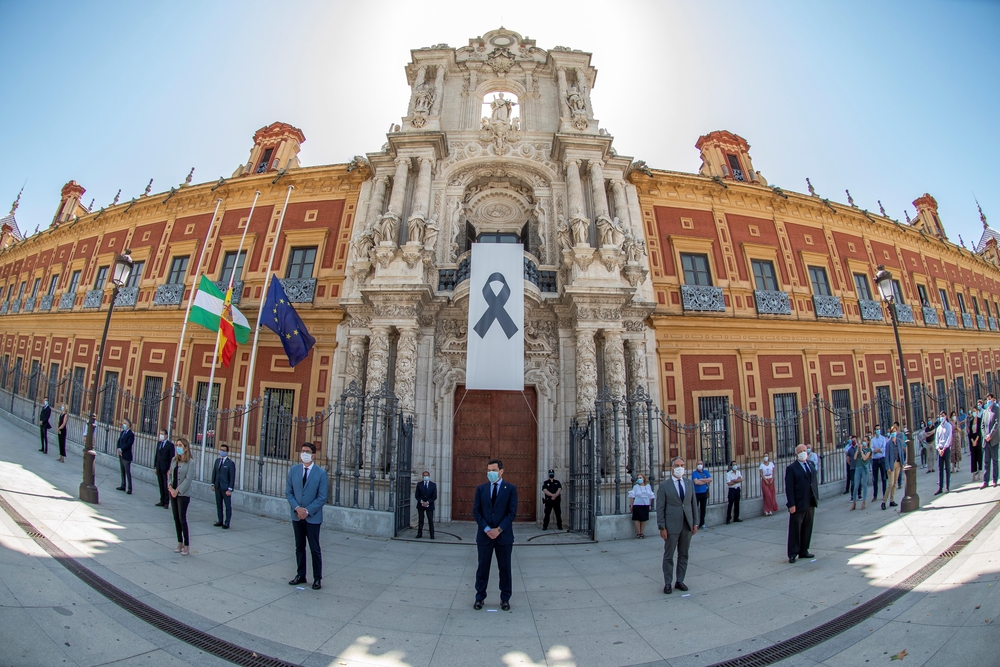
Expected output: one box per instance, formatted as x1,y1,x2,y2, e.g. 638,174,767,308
990,317,998,332
114,286,139,308
813,295,844,319
944,310,958,328
962,312,974,328
214,280,243,305
10,299,21,314
83,289,103,309
279,278,316,303
977,315,987,330
58,293,76,310
895,303,915,324
153,283,185,306
754,290,792,315
681,285,726,312
39,295,53,312
858,299,884,322
922,306,939,326
23,296,35,313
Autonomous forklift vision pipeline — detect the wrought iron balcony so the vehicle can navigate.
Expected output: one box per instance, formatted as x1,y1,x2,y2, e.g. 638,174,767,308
681,285,726,312
39,294,53,312
114,286,139,308
753,290,792,315
944,310,958,328
894,303,915,324
0,302,7,315
977,314,987,330
813,295,844,319
962,312,974,328
279,278,316,303
991,317,998,332
732,168,746,182
437,256,556,294
214,280,243,305
437,268,458,291
23,296,35,313
922,306,939,326
858,299,884,322
9,299,20,314
153,283,185,306
59,293,76,310
83,289,104,309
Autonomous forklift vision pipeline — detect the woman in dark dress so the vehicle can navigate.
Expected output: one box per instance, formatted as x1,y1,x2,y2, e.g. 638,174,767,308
969,400,984,483
57,405,68,463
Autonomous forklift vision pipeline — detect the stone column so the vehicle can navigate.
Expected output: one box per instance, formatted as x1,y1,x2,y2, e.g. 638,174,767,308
366,176,388,229
395,327,418,414
345,335,368,389
365,326,391,392
590,161,610,221
576,329,597,418
611,180,630,227
430,66,445,116
385,158,411,222
407,157,433,244
575,68,591,118
604,330,626,399
556,68,570,118
625,338,648,391
408,65,427,116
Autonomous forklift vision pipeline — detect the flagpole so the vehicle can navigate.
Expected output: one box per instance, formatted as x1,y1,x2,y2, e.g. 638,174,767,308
199,190,260,482
239,185,293,490
166,198,222,441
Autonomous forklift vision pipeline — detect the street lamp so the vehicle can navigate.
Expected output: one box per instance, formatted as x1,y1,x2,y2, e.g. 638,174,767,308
79,250,134,504
874,264,919,513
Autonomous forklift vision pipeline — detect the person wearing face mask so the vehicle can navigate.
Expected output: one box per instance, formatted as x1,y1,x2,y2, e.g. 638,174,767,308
724,461,742,524
949,411,962,474
844,435,858,497
969,400,984,483
541,469,563,531
869,426,888,503
211,444,236,528
656,457,698,594
167,438,193,556
38,398,52,454
881,425,902,510
115,418,135,494
934,410,953,495
56,404,68,463
153,429,175,508
472,459,518,610
785,444,819,563
286,443,327,590
691,460,711,529
759,454,778,516
852,437,872,510
983,394,1000,488
414,470,437,539
924,419,937,474
627,473,654,537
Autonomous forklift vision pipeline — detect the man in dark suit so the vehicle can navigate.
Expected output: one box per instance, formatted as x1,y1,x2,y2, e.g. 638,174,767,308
786,443,820,563
153,429,175,508
414,469,437,539
115,418,135,494
656,456,699,594
38,398,52,454
211,444,237,528
285,442,328,590
472,458,518,611
982,393,1000,488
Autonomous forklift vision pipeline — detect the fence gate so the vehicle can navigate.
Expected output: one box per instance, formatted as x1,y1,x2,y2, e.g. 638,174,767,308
394,414,413,536
568,416,595,538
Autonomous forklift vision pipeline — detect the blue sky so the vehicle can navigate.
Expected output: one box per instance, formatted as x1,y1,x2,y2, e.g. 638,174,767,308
1,1,998,250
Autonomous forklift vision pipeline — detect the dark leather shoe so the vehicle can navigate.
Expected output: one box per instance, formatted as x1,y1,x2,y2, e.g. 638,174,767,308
934,488,943,495
213,522,223,527
430,534,435,539
222,524,229,529
733,519,743,523
416,534,423,539
473,600,484,610
288,576,307,585
789,556,797,563
155,502,165,507
881,503,886,510
674,582,689,591
800,552,815,559
663,585,672,594
126,490,132,495
983,483,990,489
116,486,125,491
500,601,510,611
312,580,322,590
889,501,898,507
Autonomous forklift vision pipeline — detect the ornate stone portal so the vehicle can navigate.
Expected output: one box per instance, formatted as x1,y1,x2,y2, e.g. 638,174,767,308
334,28,658,521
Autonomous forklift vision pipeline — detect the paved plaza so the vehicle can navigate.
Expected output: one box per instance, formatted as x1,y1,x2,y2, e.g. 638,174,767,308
1,414,999,667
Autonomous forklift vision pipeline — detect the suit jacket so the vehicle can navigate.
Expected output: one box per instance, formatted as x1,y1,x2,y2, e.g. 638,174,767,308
884,434,901,468
472,479,517,545
785,460,819,510
38,405,51,430
415,479,437,511
168,460,192,497
969,415,982,443
117,429,134,461
985,403,1000,447
212,457,236,491
285,463,327,524
655,477,697,533
154,439,175,473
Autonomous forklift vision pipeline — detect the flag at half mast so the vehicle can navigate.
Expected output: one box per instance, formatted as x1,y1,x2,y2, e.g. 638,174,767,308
188,276,250,367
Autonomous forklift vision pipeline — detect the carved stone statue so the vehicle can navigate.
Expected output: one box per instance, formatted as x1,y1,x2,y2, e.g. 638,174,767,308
557,217,573,252
489,93,516,122
406,215,425,245
571,216,590,246
622,229,646,263
352,228,376,261
423,214,439,250
566,85,586,113
597,216,625,248
413,82,434,114
374,213,399,246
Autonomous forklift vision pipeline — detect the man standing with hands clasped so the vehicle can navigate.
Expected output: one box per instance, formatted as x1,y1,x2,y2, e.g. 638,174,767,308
472,459,518,611
211,444,236,528
38,398,52,454
982,393,1000,489
786,444,819,564
656,457,698,594
414,470,436,539
285,443,327,590
153,429,174,508
115,418,134,494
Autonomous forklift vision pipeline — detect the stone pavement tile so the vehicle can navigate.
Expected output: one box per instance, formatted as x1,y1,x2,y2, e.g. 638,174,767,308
108,561,202,596
222,605,332,652
386,571,468,592
536,628,662,667
440,604,540,638
0,607,79,667
636,617,760,661
717,592,831,635
751,567,873,607
689,580,781,616
315,626,441,667
372,583,462,610
152,579,267,623
265,588,372,626
596,581,682,606
80,649,210,666
3,561,92,608
614,595,716,629
888,583,993,627
24,604,161,667
525,587,610,610
924,626,1000,667
430,634,546,667
532,603,630,635
346,600,451,634
817,621,958,667
202,571,301,604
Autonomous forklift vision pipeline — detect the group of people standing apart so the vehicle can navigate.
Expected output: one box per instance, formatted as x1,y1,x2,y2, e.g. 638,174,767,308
844,423,906,510
917,394,1000,489
36,398,68,462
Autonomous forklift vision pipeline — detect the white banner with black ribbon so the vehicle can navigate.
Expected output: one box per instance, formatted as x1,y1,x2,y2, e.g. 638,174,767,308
466,243,524,390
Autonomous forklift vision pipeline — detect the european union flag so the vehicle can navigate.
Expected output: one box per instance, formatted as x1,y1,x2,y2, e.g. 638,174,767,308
260,277,316,367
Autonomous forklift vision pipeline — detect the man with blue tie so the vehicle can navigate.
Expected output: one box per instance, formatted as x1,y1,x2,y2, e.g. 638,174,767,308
414,470,437,539
285,443,328,590
115,418,134,494
786,443,820,563
472,459,518,610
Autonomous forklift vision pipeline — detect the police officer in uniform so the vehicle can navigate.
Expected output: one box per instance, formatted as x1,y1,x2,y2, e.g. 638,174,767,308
541,469,563,530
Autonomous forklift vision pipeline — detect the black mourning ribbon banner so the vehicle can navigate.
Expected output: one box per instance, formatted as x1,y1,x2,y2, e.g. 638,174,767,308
473,272,519,340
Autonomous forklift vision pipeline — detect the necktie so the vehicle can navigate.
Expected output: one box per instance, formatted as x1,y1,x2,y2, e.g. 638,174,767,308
677,480,684,502
491,483,498,505
302,466,308,487
425,481,428,491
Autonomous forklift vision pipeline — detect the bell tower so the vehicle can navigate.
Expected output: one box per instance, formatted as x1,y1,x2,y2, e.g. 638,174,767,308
911,193,946,239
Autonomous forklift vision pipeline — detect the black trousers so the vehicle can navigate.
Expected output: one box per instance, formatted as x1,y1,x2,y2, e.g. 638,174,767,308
696,492,708,527
871,458,887,498
39,426,49,453
293,520,322,581
171,495,190,546
844,463,855,494
543,498,562,529
726,487,741,522
787,505,815,558
417,505,434,536
215,488,232,525
57,430,66,457
156,470,170,505
938,451,951,490
475,539,513,602
971,444,983,473
119,458,132,491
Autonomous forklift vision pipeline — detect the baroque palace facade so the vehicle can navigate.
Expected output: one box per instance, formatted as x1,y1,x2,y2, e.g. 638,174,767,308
2,28,1000,521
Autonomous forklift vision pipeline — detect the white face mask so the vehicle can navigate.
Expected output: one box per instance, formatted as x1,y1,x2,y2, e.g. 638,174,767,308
158,434,166,442
423,476,430,482
672,467,685,479
763,457,769,462
797,451,808,462
300,452,313,464
696,464,704,471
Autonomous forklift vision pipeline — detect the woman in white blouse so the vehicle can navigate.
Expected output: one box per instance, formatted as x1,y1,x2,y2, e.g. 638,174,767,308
627,474,655,538
760,455,778,515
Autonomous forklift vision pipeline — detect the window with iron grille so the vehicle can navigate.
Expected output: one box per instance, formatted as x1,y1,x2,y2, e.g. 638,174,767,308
680,253,712,286
957,293,967,314
875,385,893,432
752,259,778,291
698,396,730,466
167,257,189,284
974,374,982,402
140,375,164,435
256,147,274,174
47,274,59,296
261,388,295,459
917,284,929,307
891,279,903,302
193,382,221,449
956,376,967,411
219,251,246,284
11,358,22,396
936,378,947,414
101,371,119,424
70,366,86,415
28,360,40,399
30,278,40,298
726,154,745,181
286,247,317,279
774,392,799,457
973,297,981,316
832,388,852,446
1,354,8,387
808,266,832,296
910,382,924,428
47,363,59,402
853,273,873,300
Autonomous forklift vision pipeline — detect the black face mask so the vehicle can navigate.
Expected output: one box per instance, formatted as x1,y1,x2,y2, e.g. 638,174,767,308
548,474,554,479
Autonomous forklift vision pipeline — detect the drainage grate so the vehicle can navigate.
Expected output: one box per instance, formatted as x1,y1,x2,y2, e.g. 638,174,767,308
0,495,303,667
705,501,1000,667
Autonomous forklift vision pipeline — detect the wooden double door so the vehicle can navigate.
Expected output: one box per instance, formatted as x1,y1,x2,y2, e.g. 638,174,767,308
452,386,537,521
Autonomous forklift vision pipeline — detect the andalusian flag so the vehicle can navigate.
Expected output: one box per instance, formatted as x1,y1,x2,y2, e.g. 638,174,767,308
189,276,250,367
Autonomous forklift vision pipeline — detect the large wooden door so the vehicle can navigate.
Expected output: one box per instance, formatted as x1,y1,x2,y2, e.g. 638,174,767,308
452,386,537,521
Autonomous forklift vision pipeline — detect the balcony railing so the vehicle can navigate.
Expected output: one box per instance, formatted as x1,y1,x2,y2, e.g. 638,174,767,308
10,298,20,314
59,293,76,310
922,306,939,326
977,315,987,330
859,299,884,322
681,285,726,312
0,302,7,315
435,255,556,294
114,286,139,308
991,317,998,332
153,283,185,306
39,294,53,312
895,303,915,324
214,280,244,305
962,312,974,328
813,295,844,319
83,289,103,309
944,310,958,328
753,290,792,315
279,278,316,303
23,296,36,313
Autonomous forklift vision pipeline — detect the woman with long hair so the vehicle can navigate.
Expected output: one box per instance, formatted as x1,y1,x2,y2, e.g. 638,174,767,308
759,454,778,516
168,437,193,556
56,405,68,463
970,400,984,482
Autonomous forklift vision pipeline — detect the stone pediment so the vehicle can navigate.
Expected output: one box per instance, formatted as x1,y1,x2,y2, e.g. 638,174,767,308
455,28,547,73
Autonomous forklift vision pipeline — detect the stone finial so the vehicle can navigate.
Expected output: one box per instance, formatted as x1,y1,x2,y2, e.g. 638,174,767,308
959,234,966,248
846,189,856,207
9,187,22,215
878,200,886,217
806,178,816,197
88,199,94,211
112,189,121,205
183,167,194,186
143,179,153,196
977,196,988,229
905,210,911,224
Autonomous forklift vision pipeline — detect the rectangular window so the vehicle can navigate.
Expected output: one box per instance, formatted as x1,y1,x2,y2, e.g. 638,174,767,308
125,261,144,288
936,378,947,414
832,388,852,446
938,288,950,311
47,274,59,296
17,281,26,299
957,376,967,410
47,363,59,402
70,366,86,415
68,270,82,294
751,259,778,291
167,256,189,284
680,253,712,286
726,154,745,181
917,284,929,307
256,147,274,174
957,293,967,314
774,392,800,457
100,370,119,425
219,250,247,284
285,247,317,279
875,385,893,432
974,374,982,401
973,296,981,316
910,382,924,428
892,279,903,302
93,266,108,290
808,266,832,296
11,358,22,396
30,277,40,298
698,395,730,466
983,300,991,318
192,382,221,449
853,273,873,300
28,360,40,399
261,388,296,458
140,376,164,435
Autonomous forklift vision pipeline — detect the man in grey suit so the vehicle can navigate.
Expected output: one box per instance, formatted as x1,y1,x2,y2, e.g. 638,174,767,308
982,393,1000,489
656,456,699,594
285,443,328,590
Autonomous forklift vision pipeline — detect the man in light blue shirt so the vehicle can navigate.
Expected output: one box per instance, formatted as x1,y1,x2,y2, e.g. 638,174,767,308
870,426,889,502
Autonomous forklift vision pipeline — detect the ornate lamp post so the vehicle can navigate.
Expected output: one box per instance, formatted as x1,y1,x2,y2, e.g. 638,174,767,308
79,251,134,504
874,264,919,513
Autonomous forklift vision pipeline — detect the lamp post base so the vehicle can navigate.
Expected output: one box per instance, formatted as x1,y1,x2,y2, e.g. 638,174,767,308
899,463,919,513
79,447,99,504
79,482,99,504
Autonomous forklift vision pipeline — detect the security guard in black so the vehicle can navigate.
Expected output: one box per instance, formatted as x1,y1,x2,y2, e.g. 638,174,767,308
542,470,563,530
